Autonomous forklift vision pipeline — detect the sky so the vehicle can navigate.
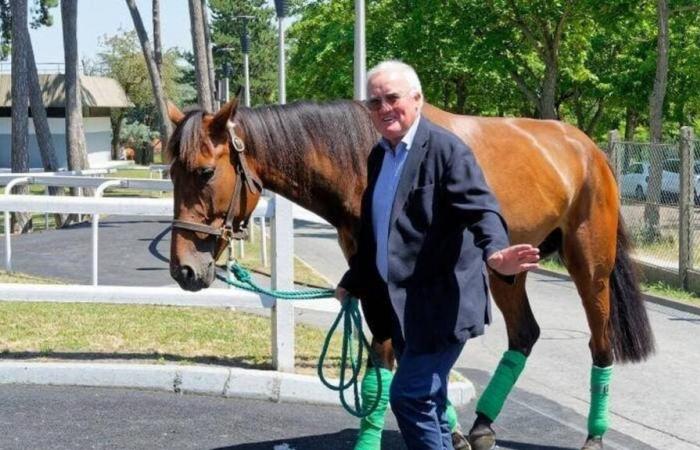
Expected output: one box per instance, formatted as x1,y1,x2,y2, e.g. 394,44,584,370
28,1,193,68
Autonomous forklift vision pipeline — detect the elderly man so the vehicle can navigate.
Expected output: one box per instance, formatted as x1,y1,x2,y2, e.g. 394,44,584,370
336,60,539,450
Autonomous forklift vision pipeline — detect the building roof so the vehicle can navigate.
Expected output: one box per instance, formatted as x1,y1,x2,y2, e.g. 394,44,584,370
0,74,132,108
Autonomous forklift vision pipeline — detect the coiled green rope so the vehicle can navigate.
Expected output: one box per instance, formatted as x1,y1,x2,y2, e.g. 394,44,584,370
217,261,382,418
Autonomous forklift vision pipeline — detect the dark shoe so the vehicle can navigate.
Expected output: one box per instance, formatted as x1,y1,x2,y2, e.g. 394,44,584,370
581,435,603,450
452,430,471,450
468,424,496,450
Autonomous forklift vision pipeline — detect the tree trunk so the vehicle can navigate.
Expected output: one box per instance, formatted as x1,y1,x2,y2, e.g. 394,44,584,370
624,107,638,141
454,76,467,115
125,0,172,160
152,0,163,79
538,47,559,120
644,0,670,241
110,110,124,160
10,0,32,233
201,0,217,108
188,0,213,111
26,17,67,227
61,0,89,173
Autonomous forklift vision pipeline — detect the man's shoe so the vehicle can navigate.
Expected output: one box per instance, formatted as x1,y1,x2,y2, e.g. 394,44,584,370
452,430,471,450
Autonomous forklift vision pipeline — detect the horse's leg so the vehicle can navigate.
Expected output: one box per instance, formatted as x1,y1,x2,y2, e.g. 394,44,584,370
560,213,617,450
469,274,540,450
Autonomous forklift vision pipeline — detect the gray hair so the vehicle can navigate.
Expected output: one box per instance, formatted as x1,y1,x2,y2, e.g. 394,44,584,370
366,60,423,96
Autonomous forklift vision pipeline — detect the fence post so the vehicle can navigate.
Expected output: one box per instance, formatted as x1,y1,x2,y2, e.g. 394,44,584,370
271,194,295,372
679,126,695,289
608,130,622,190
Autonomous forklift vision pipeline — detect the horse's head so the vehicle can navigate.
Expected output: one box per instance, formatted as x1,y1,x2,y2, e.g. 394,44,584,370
167,97,262,291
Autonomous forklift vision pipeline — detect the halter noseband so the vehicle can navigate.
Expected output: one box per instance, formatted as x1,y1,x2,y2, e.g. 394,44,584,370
172,120,263,258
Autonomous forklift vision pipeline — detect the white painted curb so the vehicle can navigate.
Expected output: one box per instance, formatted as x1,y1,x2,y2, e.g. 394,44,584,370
0,361,475,407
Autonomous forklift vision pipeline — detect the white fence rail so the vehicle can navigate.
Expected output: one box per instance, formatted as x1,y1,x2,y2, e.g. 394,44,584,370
0,174,297,372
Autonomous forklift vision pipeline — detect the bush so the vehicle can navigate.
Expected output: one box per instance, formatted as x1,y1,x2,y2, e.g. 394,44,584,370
120,121,158,165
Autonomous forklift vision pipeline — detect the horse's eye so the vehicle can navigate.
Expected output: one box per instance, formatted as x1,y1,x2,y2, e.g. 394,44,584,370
198,167,215,182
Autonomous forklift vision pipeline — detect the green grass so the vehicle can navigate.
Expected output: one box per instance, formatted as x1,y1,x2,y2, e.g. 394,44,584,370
539,256,700,305
0,301,343,374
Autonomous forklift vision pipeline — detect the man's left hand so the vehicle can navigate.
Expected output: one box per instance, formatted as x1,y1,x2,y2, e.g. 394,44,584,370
487,244,540,276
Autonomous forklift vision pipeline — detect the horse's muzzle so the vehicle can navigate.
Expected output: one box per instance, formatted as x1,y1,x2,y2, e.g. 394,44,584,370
170,261,214,291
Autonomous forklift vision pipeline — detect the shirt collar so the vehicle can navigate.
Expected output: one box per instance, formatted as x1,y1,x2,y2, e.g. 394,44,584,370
380,115,421,153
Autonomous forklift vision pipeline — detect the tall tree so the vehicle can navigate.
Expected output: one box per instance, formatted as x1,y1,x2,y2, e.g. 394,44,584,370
201,0,217,107
125,0,172,155
61,0,90,173
188,0,214,111
10,0,31,232
210,0,279,106
644,0,670,239
152,0,162,78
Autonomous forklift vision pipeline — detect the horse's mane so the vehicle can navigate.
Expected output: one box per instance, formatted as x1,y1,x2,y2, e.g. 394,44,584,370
239,100,378,180
166,109,209,171
167,101,378,181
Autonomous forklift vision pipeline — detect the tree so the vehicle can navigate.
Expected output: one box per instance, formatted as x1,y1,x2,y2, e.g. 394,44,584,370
152,0,162,78
188,0,214,111
210,0,278,106
643,0,670,239
61,0,90,173
94,30,187,160
125,0,172,157
10,0,31,232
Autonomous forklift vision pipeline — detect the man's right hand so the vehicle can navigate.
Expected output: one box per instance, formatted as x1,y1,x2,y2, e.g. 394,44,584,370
334,285,349,303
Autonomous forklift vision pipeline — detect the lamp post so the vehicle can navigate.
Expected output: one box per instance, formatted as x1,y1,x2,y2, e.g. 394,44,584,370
236,15,254,107
354,0,366,100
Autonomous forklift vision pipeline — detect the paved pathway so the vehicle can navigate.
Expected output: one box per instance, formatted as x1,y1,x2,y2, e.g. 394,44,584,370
1,215,699,449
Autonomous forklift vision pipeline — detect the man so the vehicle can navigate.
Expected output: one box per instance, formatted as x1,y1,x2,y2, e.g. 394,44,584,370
335,60,540,450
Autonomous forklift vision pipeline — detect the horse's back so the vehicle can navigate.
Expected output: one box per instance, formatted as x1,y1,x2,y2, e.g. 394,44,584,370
422,104,613,244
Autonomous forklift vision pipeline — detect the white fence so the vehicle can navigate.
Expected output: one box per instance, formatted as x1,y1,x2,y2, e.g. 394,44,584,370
0,174,300,372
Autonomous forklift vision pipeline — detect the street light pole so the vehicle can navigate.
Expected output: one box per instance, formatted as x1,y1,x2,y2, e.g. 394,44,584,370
353,0,366,100
236,15,254,107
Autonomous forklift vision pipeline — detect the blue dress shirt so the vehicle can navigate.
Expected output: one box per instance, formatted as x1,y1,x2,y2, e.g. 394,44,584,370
372,116,421,283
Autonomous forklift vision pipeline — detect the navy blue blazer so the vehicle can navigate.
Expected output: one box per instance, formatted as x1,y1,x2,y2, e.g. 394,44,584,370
340,116,511,353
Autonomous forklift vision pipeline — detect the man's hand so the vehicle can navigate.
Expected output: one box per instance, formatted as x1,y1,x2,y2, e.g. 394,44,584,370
335,285,350,303
487,244,540,276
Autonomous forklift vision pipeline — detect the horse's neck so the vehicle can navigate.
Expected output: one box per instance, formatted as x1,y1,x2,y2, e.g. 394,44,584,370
241,109,366,229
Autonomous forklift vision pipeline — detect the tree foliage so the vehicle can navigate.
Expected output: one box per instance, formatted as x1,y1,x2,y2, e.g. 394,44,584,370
209,0,279,106
286,0,700,141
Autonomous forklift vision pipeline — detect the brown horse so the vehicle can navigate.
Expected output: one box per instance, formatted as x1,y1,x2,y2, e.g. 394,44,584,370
167,97,654,450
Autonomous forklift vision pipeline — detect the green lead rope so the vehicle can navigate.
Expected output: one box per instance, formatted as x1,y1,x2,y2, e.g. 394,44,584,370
217,261,382,418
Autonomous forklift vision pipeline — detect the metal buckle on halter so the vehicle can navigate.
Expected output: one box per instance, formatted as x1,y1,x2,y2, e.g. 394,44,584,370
221,226,234,241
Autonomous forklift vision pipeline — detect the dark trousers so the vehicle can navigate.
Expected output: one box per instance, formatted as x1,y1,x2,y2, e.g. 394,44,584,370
389,341,465,450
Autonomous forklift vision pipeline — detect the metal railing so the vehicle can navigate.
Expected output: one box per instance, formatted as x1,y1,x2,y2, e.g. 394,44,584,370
0,175,298,371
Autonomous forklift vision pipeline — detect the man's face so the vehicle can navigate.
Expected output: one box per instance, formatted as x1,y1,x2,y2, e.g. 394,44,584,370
367,71,422,147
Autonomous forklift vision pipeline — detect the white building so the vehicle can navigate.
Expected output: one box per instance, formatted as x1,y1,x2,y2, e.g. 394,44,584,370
0,74,131,169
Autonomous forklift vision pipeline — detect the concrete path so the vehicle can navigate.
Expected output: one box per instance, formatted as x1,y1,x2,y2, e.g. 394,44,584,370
1,213,699,449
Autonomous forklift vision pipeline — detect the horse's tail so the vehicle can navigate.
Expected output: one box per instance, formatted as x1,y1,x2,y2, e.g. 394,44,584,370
608,215,655,363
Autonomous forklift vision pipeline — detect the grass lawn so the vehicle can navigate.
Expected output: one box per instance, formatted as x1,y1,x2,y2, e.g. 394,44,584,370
0,301,344,375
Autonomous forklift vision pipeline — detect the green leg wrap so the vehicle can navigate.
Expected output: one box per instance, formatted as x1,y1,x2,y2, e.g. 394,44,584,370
445,399,461,433
476,350,527,421
354,368,393,450
588,365,613,437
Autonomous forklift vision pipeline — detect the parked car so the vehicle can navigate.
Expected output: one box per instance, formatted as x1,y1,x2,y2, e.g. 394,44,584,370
620,159,700,204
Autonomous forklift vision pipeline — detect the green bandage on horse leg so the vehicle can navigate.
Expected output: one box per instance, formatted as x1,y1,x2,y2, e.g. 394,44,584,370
588,365,613,437
354,368,393,450
445,399,460,433
476,350,527,421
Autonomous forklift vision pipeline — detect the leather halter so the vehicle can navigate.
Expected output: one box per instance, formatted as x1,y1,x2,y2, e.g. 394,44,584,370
172,120,263,259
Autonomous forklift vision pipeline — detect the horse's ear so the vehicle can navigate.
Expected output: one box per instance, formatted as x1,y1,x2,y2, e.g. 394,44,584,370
167,101,185,125
212,95,241,132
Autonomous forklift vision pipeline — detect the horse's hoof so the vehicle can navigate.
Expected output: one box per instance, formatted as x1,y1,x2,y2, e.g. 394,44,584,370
581,435,603,450
452,430,471,450
468,424,496,450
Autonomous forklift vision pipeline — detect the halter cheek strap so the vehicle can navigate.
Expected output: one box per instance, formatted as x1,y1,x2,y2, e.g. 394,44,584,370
172,120,263,257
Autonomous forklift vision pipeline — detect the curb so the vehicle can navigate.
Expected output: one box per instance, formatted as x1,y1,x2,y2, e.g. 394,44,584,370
534,268,700,316
0,361,475,407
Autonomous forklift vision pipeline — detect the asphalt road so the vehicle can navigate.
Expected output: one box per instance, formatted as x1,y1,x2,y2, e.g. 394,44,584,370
1,216,699,449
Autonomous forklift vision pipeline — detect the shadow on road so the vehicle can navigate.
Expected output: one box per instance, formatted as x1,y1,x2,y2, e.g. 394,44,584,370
213,428,406,450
